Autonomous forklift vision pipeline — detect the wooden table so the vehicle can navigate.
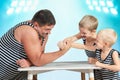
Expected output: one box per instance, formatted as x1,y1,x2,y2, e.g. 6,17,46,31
18,61,100,80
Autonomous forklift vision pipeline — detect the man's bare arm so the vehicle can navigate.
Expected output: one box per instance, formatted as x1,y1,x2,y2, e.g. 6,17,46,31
21,27,70,66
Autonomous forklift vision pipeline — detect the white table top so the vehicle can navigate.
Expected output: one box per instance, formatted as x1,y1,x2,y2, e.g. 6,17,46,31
18,61,101,72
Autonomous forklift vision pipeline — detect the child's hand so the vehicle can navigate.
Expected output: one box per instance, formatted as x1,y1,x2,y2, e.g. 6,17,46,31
88,58,97,64
16,59,32,68
95,61,103,67
63,37,74,44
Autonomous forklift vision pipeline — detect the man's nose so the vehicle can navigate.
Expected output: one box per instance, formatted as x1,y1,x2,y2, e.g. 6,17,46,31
47,31,51,34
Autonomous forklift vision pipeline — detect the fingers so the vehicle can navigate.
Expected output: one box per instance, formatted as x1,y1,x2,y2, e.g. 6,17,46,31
16,59,29,68
63,37,72,44
63,39,70,45
16,59,21,65
57,41,63,49
57,41,67,50
63,41,71,51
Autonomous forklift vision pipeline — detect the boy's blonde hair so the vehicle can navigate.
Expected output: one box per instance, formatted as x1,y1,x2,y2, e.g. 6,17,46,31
79,15,98,31
98,29,117,47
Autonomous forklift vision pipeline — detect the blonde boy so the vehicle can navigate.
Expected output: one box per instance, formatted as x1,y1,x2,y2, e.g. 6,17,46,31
69,29,120,79
63,15,98,64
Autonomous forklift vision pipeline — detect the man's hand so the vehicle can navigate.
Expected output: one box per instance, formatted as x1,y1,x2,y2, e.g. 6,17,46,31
57,41,66,50
16,59,32,68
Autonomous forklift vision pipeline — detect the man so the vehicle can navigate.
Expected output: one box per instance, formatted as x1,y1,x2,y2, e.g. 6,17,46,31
0,9,70,80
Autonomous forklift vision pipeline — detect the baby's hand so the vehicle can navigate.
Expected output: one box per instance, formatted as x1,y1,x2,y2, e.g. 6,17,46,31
16,59,32,68
95,61,103,67
63,37,74,45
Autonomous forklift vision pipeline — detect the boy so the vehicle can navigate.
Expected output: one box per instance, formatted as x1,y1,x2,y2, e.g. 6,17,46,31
70,29,120,79
63,15,98,64
94,29,120,79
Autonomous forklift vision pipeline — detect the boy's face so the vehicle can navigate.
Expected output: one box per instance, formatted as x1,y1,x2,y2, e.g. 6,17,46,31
79,27,93,38
95,35,104,49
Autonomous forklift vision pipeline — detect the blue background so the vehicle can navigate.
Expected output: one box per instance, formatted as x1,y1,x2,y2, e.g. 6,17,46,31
0,0,120,80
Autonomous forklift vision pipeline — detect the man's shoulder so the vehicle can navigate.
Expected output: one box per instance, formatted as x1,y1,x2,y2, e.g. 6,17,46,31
21,26,37,36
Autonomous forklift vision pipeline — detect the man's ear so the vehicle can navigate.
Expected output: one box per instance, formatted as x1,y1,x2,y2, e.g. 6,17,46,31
33,22,39,29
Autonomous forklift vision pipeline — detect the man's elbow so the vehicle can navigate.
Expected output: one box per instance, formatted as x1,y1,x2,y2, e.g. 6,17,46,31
30,56,43,66
32,58,47,67
32,59,44,66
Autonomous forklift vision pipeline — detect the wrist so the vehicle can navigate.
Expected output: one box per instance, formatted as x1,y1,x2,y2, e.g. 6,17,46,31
58,49,67,55
27,59,33,66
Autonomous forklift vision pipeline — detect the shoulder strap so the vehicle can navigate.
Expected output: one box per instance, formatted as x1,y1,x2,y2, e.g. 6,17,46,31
18,21,34,27
110,49,120,58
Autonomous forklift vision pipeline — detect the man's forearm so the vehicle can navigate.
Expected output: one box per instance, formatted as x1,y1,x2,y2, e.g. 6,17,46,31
34,50,67,66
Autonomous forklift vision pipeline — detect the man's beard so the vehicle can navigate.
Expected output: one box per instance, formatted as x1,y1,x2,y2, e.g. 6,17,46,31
42,33,48,38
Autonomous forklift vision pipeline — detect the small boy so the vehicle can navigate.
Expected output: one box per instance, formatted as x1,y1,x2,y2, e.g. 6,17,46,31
70,29,120,79
94,29,120,80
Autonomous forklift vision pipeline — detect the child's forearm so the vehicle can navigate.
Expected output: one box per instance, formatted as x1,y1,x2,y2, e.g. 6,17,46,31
97,63,120,71
71,43,95,51
67,36,78,42
67,33,81,42
75,33,82,40
71,43,85,49
72,36,78,42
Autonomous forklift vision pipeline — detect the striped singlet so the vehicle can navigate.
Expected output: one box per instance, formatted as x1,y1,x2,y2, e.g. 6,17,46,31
83,38,96,58
0,21,34,80
94,49,120,80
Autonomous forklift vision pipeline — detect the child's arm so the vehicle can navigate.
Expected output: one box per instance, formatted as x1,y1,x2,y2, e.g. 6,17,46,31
71,43,96,51
95,51,120,71
16,59,33,68
63,33,82,43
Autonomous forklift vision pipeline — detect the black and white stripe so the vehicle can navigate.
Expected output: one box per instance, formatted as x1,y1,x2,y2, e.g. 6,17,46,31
0,21,34,79
83,38,96,58
94,49,120,80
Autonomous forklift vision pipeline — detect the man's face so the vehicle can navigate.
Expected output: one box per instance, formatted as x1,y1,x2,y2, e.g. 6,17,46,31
38,25,54,38
79,27,92,39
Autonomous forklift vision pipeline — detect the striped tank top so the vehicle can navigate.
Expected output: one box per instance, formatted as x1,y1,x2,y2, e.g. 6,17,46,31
83,38,96,58
94,49,120,80
0,21,34,79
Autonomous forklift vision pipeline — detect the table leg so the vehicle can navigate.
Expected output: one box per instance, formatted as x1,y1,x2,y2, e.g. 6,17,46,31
27,72,33,80
33,75,37,80
88,70,94,80
81,72,85,80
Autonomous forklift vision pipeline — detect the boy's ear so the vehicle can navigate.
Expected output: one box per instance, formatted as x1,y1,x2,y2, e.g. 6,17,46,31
104,42,109,46
92,30,96,33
